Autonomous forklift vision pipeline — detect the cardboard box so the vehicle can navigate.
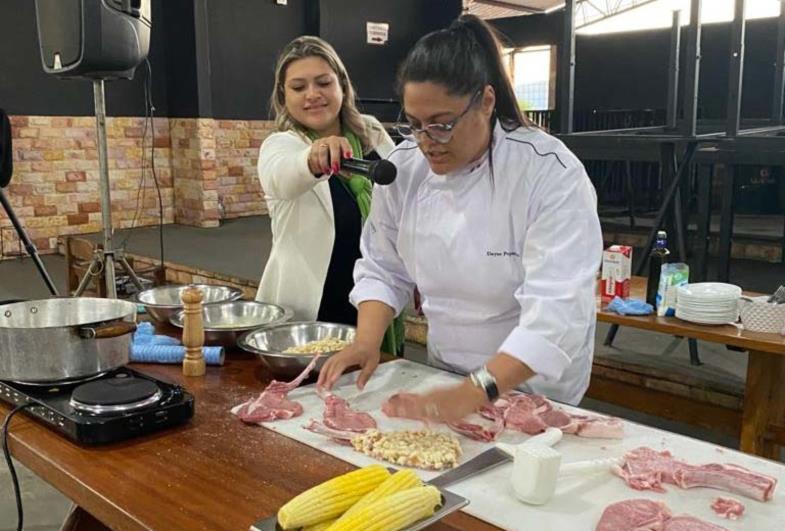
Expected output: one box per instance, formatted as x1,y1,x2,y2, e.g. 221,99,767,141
601,245,632,302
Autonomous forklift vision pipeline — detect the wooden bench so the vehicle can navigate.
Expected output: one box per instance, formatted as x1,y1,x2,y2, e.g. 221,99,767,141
597,276,785,458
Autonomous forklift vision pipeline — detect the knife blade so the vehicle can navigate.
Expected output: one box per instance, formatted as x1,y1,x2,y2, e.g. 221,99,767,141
427,446,511,488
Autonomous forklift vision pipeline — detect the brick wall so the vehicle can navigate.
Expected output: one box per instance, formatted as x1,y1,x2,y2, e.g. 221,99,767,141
215,119,274,219
1,115,273,259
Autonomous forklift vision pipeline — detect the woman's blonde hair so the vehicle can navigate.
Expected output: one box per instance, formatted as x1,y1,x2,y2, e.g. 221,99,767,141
271,36,378,153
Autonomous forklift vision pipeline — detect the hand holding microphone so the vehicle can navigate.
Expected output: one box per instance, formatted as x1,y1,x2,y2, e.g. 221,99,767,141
308,135,396,185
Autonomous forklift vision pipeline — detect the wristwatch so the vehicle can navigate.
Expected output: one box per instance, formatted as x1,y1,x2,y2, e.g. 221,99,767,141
469,365,499,402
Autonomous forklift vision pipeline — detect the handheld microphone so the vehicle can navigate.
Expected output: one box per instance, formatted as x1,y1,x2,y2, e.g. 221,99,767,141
340,158,397,185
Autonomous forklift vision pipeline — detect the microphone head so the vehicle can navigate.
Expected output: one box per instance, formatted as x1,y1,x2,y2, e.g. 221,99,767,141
370,159,397,185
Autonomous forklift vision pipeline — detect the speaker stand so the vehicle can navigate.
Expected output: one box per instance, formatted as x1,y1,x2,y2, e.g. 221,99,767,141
0,189,59,296
74,80,144,298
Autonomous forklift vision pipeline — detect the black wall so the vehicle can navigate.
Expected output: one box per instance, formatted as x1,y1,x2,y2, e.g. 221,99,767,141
321,0,461,100
206,0,309,120
0,0,170,116
0,0,461,120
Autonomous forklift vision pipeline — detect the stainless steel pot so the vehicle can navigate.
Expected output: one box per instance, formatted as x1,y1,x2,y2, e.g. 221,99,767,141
0,298,138,383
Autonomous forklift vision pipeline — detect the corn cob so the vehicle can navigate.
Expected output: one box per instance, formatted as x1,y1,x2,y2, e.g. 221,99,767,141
334,468,422,526
326,485,442,531
301,521,336,531
277,465,390,529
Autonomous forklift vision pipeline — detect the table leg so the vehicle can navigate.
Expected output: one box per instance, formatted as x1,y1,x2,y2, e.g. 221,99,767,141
60,505,112,531
740,350,785,458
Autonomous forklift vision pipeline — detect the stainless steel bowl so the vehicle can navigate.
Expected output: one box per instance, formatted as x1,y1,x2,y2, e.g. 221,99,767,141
169,301,293,347
238,321,356,378
135,284,243,323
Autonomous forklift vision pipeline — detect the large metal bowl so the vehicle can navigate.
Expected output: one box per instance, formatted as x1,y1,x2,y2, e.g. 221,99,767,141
238,322,356,378
169,300,293,347
135,284,243,323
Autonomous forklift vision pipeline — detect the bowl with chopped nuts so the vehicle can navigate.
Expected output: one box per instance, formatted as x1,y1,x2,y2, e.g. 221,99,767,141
237,321,355,377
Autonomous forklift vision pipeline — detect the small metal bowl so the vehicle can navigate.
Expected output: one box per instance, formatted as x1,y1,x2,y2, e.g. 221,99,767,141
169,301,293,347
135,284,243,323
238,321,355,378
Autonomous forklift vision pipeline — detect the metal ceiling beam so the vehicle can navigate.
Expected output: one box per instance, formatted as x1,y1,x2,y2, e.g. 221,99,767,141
471,0,544,14
575,0,660,28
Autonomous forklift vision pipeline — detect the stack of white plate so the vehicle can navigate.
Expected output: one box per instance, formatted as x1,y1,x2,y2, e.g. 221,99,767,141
675,283,742,325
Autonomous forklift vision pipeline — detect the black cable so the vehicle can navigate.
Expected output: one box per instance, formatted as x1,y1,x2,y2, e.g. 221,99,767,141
145,58,165,273
3,403,33,531
119,59,153,251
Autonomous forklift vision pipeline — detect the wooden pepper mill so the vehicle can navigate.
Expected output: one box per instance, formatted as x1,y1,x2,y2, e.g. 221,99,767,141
181,286,206,377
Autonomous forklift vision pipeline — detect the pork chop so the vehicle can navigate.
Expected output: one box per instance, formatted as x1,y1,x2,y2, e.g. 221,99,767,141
231,355,320,424
595,498,672,531
322,393,376,432
614,447,777,502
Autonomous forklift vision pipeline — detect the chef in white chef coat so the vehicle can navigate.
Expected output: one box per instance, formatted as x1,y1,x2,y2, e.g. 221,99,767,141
318,14,603,421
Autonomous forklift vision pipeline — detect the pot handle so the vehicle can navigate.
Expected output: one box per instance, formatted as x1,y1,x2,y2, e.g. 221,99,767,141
79,321,137,339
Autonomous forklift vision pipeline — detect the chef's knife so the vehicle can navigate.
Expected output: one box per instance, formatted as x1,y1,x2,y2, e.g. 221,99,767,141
428,446,511,488
428,427,563,489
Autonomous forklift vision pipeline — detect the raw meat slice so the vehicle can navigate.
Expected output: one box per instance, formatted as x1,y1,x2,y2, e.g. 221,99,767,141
563,416,625,439
614,447,778,502
595,498,672,531
710,497,744,520
231,356,320,424
322,393,376,432
382,389,623,441
303,419,355,445
674,463,777,502
613,448,687,493
663,516,728,531
596,500,730,531
500,394,550,435
446,415,505,442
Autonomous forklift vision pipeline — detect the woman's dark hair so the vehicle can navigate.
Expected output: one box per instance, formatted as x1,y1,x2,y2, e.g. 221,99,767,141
397,14,530,131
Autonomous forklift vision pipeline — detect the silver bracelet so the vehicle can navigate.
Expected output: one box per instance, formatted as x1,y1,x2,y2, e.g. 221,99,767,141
469,365,499,402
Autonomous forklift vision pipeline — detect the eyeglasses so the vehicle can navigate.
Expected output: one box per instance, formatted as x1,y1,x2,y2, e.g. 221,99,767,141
395,89,482,145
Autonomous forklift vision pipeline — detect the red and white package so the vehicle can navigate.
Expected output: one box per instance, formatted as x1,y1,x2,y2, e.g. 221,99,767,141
601,245,632,302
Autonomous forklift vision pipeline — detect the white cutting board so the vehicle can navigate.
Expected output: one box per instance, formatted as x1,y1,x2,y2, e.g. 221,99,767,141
251,359,785,531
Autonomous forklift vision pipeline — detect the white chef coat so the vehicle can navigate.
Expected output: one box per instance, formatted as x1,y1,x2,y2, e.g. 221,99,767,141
350,122,602,405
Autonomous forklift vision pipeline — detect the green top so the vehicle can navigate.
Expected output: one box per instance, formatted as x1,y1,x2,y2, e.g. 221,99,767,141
307,128,404,357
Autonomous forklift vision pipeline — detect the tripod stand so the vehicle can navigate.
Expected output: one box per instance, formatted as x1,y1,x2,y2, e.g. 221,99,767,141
73,80,144,298
0,108,59,297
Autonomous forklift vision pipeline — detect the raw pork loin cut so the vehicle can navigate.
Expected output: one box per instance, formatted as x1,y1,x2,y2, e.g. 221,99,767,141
453,391,623,442
321,393,376,432
231,356,320,424
595,498,671,531
710,497,745,520
614,447,777,502
595,499,729,531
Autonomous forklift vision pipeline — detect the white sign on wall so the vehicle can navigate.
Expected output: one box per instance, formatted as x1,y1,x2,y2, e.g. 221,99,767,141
366,22,389,45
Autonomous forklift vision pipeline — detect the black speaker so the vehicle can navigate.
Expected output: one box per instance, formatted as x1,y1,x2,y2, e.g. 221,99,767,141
34,0,152,80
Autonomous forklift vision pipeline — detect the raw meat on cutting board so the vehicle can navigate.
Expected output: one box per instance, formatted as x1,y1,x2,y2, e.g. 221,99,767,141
321,393,376,432
381,390,623,442
614,447,777,502
595,498,671,531
231,356,320,424
595,499,729,531
710,497,744,520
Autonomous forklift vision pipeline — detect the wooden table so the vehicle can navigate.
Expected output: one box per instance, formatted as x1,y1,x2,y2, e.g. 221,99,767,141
595,276,785,459
2,351,496,531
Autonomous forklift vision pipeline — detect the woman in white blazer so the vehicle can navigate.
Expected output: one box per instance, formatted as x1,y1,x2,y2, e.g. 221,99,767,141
256,37,396,337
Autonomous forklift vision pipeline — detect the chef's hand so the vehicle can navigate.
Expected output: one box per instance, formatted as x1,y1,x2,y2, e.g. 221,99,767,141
317,341,380,391
308,136,353,177
383,380,487,423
